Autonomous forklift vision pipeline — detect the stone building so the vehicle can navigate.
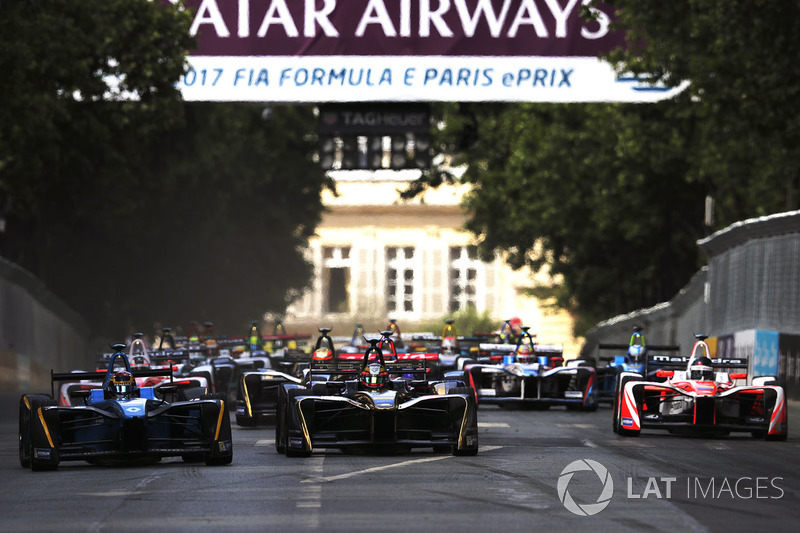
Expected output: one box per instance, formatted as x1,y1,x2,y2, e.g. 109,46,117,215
286,170,581,357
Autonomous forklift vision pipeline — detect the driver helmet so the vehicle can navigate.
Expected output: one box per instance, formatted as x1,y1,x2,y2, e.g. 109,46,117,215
627,344,647,358
689,356,715,381
516,344,534,364
442,336,458,356
360,362,389,390
109,370,136,399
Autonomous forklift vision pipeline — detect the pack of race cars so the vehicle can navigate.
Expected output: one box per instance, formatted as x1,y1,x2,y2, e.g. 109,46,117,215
18,320,789,470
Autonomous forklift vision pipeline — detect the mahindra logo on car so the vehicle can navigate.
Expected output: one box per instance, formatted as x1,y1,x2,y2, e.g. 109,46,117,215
651,356,745,364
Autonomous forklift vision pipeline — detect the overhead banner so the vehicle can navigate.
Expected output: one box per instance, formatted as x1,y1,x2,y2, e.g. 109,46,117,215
169,0,686,103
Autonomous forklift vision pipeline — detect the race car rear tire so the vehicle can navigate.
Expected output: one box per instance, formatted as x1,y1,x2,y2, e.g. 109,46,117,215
28,397,59,471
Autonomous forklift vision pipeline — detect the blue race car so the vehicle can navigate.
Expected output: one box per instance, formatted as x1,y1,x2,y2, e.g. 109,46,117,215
456,326,598,410
19,344,232,471
595,326,681,404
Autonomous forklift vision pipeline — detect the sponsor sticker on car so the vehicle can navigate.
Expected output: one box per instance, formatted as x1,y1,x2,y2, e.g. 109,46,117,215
34,448,51,459
480,389,496,396
236,406,245,415
564,391,583,399
622,417,634,427
289,437,304,448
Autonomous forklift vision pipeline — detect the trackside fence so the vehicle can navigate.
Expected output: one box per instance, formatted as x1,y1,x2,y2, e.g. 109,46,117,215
0,256,90,392
581,210,800,401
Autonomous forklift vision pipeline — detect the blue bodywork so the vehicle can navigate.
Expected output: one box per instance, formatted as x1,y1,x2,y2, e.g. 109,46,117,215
20,348,233,470
594,328,680,403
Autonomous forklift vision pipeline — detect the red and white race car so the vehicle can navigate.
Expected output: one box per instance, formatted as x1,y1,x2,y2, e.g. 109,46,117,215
613,334,788,440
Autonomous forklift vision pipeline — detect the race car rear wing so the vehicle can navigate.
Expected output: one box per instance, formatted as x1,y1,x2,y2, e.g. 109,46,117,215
646,355,747,370
478,343,563,353
50,367,174,399
596,343,680,362
309,360,428,379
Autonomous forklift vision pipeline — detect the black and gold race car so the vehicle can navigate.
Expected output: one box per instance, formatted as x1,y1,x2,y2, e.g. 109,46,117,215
275,334,479,457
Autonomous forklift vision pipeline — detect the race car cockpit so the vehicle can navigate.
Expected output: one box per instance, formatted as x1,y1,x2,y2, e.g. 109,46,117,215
359,337,391,391
107,370,137,400
312,327,337,362
128,333,152,370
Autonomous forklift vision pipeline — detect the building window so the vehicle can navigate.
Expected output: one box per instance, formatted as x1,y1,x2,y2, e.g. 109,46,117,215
322,246,351,313
449,245,479,312
387,246,415,314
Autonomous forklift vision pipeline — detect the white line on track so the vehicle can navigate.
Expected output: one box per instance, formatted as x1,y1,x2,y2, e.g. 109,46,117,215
606,439,655,447
301,446,503,483
255,439,273,447
479,422,510,428
704,442,730,450
582,439,598,448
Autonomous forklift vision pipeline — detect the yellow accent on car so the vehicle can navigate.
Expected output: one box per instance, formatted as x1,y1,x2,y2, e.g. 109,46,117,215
214,400,225,440
37,407,55,448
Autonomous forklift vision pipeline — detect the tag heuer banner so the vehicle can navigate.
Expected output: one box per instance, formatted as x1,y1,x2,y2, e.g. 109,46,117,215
170,0,686,103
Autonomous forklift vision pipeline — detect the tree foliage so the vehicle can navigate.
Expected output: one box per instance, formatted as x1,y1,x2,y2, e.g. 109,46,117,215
0,1,329,337
600,0,800,224
419,2,800,334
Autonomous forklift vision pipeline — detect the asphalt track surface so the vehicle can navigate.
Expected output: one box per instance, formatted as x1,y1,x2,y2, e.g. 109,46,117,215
1,391,798,533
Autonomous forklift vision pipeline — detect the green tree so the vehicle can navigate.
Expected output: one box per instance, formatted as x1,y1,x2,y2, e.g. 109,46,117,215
431,101,705,334
415,3,800,334
598,0,800,224
0,2,330,337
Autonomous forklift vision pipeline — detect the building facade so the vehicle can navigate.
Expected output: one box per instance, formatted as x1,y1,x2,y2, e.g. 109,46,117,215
286,171,581,357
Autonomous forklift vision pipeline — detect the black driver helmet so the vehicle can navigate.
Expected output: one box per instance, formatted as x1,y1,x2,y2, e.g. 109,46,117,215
689,356,715,380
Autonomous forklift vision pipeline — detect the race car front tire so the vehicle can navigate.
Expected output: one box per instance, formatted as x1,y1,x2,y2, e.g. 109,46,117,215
450,387,479,456
284,389,312,457
27,396,59,471
18,394,50,468
200,393,233,465
275,386,289,454
614,375,641,437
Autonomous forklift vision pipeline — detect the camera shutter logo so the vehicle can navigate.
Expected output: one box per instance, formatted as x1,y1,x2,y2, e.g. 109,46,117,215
557,459,614,516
